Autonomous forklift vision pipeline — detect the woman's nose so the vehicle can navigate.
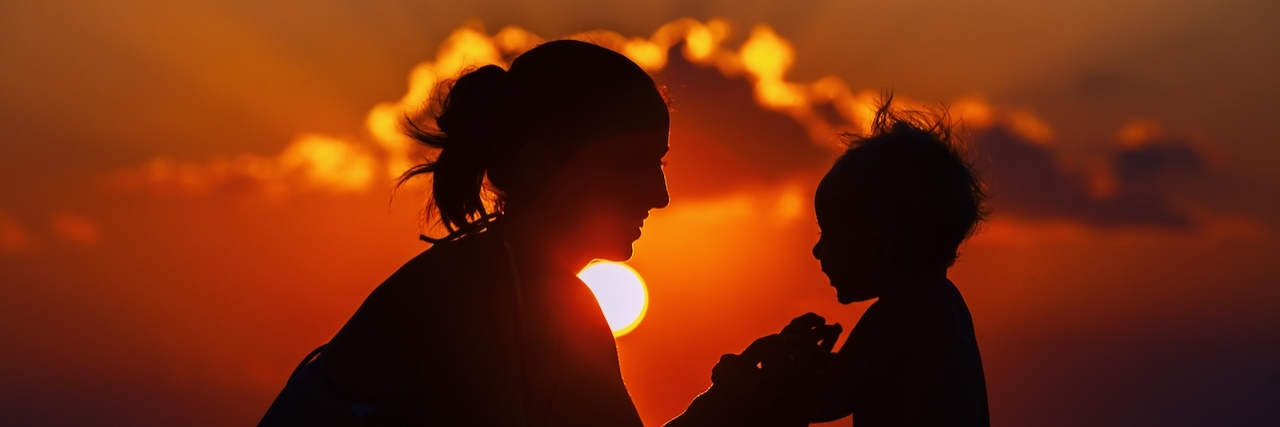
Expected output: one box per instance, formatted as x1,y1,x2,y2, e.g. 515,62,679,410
650,170,670,210
653,185,670,210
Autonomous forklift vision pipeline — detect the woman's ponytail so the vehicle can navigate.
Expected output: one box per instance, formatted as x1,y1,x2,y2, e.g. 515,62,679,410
398,40,668,243
400,64,509,234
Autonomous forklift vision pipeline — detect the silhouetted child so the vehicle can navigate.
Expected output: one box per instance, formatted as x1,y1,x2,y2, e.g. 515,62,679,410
803,100,990,426
669,99,990,427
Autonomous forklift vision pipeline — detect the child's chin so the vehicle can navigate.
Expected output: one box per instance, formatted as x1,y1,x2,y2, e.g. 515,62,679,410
834,286,876,304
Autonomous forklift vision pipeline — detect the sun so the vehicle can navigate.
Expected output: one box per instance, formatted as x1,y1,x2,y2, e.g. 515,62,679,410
577,261,649,337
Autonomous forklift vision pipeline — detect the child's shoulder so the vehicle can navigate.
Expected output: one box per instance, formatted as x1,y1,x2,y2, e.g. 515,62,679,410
866,280,973,334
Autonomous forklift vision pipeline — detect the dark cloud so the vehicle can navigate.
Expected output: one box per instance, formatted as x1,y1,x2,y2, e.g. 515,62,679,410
1113,139,1206,183
655,40,1213,230
657,46,832,200
972,127,1208,228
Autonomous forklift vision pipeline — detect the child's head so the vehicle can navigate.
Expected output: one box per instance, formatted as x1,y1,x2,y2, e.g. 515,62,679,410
813,99,987,303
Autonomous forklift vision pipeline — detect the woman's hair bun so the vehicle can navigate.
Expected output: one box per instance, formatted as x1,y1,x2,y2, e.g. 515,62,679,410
434,64,508,137
399,41,666,240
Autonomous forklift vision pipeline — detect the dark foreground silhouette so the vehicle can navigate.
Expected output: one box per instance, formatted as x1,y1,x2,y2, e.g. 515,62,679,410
669,100,991,427
259,39,669,426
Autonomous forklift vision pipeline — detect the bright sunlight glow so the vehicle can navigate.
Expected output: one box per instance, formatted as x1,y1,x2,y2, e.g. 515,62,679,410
577,261,649,337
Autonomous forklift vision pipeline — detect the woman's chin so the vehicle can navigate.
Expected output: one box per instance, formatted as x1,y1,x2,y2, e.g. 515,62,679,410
600,243,636,262
575,241,636,264
591,229,641,261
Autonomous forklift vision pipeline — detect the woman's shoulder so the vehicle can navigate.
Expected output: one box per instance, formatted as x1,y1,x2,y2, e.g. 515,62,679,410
378,230,513,300
332,230,518,344
319,230,522,405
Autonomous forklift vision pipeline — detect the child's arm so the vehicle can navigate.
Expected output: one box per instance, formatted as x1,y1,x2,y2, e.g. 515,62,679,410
787,305,891,423
663,335,792,427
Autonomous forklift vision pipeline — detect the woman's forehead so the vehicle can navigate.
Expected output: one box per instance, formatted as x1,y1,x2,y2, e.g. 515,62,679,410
609,127,669,149
571,128,669,159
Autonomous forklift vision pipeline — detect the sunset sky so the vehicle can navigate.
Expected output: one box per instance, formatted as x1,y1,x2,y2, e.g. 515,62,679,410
2,0,1278,426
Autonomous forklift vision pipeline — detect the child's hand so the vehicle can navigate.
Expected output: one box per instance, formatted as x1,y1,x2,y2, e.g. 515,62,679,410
781,312,843,352
681,328,836,427
777,312,842,370
707,314,844,391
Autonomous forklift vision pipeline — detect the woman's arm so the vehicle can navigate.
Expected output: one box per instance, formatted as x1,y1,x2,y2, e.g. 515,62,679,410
666,316,841,427
404,244,531,427
539,276,644,427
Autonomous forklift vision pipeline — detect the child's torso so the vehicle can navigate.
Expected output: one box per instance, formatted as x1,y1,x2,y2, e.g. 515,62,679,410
834,279,990,426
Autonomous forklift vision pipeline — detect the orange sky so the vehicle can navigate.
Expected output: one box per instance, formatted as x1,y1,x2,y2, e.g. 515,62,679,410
1,1,1279,426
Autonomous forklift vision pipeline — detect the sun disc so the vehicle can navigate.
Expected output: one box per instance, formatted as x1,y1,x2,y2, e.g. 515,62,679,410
577,261,649,337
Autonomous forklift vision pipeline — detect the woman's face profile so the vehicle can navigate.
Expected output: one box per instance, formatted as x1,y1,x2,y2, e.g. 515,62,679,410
533,127,670,263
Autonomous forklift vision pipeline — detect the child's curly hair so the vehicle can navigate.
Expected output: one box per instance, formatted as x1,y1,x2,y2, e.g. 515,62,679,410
830,94,990,267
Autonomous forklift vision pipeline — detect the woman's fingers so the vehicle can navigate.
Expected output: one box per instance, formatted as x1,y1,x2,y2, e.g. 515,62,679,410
816,323,843,353
711,354,745,384
739,334,788,362
710,334,789,385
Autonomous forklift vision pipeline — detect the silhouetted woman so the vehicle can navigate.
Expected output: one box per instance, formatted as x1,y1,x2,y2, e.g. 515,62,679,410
259,40,670,427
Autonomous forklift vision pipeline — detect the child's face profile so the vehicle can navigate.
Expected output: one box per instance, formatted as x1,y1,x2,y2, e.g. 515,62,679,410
812,162,885,304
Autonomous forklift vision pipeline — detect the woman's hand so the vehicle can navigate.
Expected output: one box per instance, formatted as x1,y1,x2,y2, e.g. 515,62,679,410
665,314,844,427
711,313,842,389
711,334,786,387
666,334,796,427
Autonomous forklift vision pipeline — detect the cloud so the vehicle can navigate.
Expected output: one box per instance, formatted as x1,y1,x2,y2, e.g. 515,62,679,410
101,18,1221,231
634,25,1216,230
1,211,108,252
107,18,848,200
657,41,831,199
0,213,32,254
49,212,102,247
108,21,545,199
109,135,376,198
970,120,1209,228
633,22,1216,230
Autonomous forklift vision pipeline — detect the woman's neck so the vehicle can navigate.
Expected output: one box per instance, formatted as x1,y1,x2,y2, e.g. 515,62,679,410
498,215,589,276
